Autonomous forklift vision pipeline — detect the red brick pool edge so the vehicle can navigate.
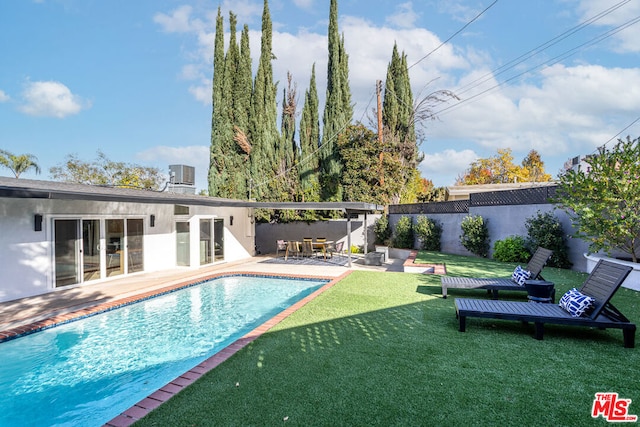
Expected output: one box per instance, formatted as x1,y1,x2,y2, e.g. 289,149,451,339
102,270,351,427
403,250,447,274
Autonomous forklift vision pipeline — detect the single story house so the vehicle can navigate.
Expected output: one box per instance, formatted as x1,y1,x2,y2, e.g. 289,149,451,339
0,177,380,303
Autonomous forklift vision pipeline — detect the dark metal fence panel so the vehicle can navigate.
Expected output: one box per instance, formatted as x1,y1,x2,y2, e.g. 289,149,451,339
470,185,557,206
389,200,468,214
389,185,557,213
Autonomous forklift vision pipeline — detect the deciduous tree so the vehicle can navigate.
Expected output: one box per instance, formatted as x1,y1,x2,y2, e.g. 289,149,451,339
554,136,640,262
337,124,403,205
457,148,551,185
50,151,164,190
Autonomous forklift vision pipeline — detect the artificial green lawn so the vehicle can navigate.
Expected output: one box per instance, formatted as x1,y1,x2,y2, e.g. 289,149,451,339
135,252,640,426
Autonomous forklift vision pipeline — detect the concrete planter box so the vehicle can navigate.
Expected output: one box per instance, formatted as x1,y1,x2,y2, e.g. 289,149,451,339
374,245,389,262
584,253,640,291
364,252,385,266
389,248,412,260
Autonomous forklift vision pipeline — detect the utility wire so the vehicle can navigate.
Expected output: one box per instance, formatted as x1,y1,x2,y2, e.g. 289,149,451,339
254,0,501,193
432,14,640,118
602,116,640,147
454,0,631,99
408,0,499,70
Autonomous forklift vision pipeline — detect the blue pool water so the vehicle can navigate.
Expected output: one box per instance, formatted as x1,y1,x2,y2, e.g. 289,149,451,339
0,275,326,427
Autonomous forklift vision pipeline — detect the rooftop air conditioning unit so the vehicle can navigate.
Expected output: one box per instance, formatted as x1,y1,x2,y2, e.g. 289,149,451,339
169,165,195,185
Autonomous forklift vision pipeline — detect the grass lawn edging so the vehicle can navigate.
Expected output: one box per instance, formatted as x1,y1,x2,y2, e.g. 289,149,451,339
403,250,447,274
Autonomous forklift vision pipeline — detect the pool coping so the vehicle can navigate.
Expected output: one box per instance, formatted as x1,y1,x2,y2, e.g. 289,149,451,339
23,270,352,427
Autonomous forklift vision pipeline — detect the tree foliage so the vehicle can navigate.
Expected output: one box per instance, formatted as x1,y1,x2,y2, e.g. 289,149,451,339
0,149,41,178
249,0,280,201
320,0,352,202
204,0,449,214
50,151,164,190
337,124,403,205
457,148,552,185
554,136,640,262
208,7,229,197
277,72,299,202
299,64,321,202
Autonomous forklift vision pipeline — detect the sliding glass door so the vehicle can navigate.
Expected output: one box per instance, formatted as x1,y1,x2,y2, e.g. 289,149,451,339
82,219,101,282
214,218,224,261
127,219,144,273
54,217,145,287
55,220,80,287
106,219,124,277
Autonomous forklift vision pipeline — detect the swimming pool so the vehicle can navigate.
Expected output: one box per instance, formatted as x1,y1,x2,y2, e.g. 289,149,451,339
0,275,327,427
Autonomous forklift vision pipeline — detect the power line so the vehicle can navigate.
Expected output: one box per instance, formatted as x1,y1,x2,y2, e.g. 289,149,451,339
432,13,640,118
603,116,640,147
453,0,631,99
409,0,499,70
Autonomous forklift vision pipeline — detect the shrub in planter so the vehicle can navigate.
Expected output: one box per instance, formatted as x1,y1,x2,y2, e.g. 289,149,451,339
460,215,489,257
525,211,572,268
493,235,530,263
374,214,392,246
414,216,442,251
393,216,414,249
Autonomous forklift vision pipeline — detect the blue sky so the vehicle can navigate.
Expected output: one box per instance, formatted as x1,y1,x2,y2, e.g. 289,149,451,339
1,0,639,192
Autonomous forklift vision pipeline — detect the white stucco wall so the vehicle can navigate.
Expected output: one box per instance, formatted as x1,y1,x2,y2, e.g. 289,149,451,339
0,198,254,303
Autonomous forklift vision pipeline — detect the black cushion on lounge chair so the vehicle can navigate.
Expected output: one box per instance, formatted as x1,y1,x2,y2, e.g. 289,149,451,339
441,247,553,299
454,260,636,348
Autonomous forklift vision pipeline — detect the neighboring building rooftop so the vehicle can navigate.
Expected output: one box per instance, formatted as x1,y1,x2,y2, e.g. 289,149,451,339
445,181,557,201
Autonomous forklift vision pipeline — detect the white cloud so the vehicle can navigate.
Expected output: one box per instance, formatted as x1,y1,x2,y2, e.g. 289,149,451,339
386,2,420,29
292,0,315,10
419,149,478,186
188,84,211,104
19,81,89,118
0,90,9,102
154,5,197,33
576,0,640,53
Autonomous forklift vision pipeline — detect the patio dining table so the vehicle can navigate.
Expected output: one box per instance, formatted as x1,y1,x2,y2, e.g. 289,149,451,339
284,240,333,260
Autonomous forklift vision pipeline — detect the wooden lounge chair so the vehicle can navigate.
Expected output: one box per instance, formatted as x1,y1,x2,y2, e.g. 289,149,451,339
455,260,636,348
441,247,553,299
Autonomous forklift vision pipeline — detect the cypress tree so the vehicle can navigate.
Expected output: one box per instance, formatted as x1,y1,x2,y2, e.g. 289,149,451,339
299,64,320,202
321,0,352,202
279,72,298,201
382,43,418,203
219,12,240,198
249,0,279,201
208,7,227,197
397,51,416,160
339,34,353,122
232,24,253,199
382,43,401,135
